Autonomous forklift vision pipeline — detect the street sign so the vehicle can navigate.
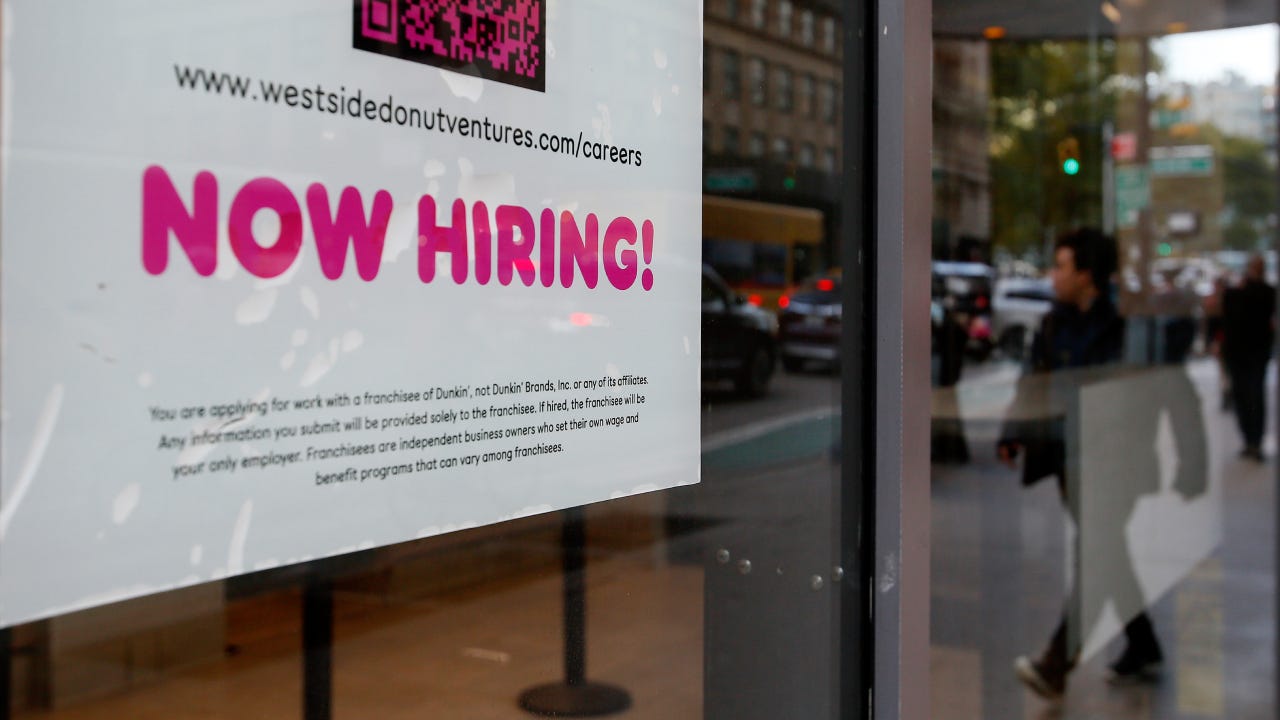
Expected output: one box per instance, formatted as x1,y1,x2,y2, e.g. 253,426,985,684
1111,132,1137,161
1150,145,1214,177
704,169,759,192
1114,165,1150,230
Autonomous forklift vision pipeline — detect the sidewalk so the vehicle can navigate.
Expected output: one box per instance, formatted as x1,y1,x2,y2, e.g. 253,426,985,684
930,357,1276,719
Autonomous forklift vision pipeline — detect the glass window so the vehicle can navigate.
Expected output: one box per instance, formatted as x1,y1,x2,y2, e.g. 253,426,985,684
822,16,837,53
930,7,1280,718
801,72,816,117
773,135,793,161
0,3,866,719
778,0,793,37
775,66,794,112
749,57,768,106
704,41,712,95
822,147,837,172
800,142,815,167
723,125,741,154
800,9,815,45
820,80,838,123
723,48,741,99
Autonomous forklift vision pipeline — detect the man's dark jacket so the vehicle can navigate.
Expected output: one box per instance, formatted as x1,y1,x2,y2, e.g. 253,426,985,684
1000,295,1125,486
1222,279,1276,363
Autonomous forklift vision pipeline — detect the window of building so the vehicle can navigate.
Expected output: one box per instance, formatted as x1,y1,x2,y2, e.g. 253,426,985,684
778,0,793,38
775,66,794,112
723,125,741,155
800,10,815,45
704,42,712,95
724,0,739,21
821,147,837,172
822,16,837,53
800,142,815,168
748,132,766,157
773,136,793,161
749,57,767,106
800,73,816,117
749,0,767,29
820,80,838,123
723,49,741,99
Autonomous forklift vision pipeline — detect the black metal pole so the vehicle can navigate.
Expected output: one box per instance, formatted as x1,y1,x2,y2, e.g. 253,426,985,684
518,507,630,716
303,572,334,720
0,627,10,720
562,506,587,687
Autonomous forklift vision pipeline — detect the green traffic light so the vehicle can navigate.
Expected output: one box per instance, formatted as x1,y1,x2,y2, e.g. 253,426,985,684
783,177,797,190
1062,158,1080,175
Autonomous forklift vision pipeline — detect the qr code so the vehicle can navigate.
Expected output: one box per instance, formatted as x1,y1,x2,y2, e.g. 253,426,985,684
354,0,545,92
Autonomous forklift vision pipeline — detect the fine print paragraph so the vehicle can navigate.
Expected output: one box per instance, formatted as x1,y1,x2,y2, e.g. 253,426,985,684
148,374,649,486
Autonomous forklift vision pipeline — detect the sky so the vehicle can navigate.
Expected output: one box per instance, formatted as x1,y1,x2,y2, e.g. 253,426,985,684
1158,24,1278,86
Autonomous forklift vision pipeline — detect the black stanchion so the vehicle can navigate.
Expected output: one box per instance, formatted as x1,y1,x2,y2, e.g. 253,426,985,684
303,572,334,720
0,627,10,720
518,507,630,717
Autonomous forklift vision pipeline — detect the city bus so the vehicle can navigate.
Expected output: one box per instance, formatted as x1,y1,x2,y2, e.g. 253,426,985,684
702,195,825,311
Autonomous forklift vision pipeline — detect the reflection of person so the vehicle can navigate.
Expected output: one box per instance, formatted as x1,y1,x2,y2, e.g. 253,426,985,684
1203,276,1230,410
1222,255,1275,461
997,229,1200,700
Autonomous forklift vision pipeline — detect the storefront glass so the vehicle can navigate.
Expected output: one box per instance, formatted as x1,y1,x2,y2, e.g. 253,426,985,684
0,1,868,718
931,1,1279,716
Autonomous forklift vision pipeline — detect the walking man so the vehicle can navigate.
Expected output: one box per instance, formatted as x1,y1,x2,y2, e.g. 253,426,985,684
1222,255,1275,461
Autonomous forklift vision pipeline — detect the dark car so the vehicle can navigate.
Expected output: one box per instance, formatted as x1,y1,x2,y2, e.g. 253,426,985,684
703,265,778,396
777,271,841,372
931,261,996,360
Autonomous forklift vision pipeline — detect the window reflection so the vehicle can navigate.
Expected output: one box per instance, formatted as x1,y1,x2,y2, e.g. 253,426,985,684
931,14,1279,717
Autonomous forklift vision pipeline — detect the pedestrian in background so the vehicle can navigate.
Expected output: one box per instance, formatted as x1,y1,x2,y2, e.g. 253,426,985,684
1222,255,1275,461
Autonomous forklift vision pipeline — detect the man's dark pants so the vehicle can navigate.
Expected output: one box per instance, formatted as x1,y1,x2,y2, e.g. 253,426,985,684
1228,354,1269,449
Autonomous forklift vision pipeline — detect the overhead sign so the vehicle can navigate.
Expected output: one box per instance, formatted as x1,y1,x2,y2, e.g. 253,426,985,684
1150,145,1214,177
0,0,702,626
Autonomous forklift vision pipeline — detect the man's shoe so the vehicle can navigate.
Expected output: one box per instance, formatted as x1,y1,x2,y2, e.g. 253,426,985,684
1242,446,1265,462
1106,645,1163,684
1014,655,1065,700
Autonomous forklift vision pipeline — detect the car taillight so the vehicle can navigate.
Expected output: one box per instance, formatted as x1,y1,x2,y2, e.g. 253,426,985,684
747,294,763,307
778,295,790,309
817,278,835,292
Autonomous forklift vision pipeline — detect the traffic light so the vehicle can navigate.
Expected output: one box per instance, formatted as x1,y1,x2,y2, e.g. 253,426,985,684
1057,136,1081,175
782,163,798,191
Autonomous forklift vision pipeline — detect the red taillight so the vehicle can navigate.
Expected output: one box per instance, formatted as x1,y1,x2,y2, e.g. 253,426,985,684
778,295,791,309
569,312,592,327
817,278,835,292
975,295,989,310
747,294,763,307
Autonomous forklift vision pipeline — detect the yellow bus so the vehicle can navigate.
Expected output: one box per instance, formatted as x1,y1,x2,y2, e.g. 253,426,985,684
702,195,825,311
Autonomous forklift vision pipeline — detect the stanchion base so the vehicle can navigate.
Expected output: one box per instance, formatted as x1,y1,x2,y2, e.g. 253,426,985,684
518,682,632,717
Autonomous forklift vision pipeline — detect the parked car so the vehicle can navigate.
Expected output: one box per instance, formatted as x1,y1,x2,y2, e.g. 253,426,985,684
990,277,1053,360
777,271,842,372
932,261,996,360
702,264,778,396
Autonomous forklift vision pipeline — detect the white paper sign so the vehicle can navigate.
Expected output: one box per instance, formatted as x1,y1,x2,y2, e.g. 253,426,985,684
0,0,702,626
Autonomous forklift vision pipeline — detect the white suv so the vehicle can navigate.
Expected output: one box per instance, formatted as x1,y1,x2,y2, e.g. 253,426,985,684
990,277,1053,360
